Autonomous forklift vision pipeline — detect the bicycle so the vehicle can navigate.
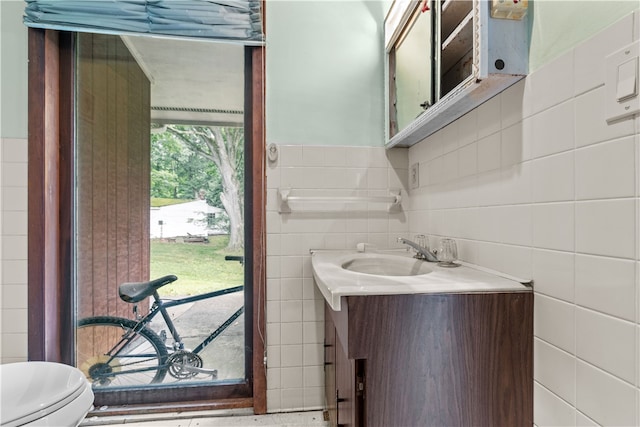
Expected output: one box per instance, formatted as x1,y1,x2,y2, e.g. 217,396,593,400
76,272,244,387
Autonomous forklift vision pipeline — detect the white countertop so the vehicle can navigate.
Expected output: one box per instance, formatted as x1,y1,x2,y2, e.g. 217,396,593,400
311,250,532,311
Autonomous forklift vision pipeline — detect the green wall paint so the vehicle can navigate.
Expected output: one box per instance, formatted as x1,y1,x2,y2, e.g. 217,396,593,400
529,1,638,71
0,0,28,139
0,1,637,143
266,1,637,148
266,1,387,147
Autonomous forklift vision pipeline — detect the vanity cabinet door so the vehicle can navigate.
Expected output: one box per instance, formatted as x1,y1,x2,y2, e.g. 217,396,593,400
347,293,533,426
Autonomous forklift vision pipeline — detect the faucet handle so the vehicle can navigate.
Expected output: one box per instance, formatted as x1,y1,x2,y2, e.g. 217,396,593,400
415,234,427,249
439,238,458,264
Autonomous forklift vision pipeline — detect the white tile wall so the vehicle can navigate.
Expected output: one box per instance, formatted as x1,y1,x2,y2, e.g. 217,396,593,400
534,338,575,405
406,10,640,426
265,145,408,412
530,100,574,158
575,254,636,321
532,202,575,252
531,249,574,302
0,137,28,363
531,151,574,203
576,361,637,427
575,307,636,384
534,381,576,426
575,136,636,200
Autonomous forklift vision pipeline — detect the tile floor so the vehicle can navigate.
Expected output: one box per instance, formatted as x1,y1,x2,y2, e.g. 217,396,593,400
80,409,329,426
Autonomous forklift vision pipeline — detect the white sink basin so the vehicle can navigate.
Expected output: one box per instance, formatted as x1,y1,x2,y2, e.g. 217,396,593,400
342,255,432,276
312,250,531,311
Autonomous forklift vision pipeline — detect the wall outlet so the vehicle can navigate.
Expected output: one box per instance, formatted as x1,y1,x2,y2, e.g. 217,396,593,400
410,163,420,189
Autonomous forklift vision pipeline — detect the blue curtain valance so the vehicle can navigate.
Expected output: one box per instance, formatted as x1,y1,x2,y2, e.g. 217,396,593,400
23,0,264,44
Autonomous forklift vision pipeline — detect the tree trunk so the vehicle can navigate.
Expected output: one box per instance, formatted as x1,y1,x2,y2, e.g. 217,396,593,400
211,127,244,251
220,192,243,250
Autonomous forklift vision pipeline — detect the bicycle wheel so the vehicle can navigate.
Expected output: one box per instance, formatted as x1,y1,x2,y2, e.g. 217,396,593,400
77,316,169,387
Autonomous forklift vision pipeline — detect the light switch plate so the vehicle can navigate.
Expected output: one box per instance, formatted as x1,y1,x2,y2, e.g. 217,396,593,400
606,40,640,123
410,163,420,189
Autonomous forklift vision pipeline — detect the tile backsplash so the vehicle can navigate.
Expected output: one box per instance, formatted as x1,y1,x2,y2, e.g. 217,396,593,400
265,145,409,411
406,11,639,426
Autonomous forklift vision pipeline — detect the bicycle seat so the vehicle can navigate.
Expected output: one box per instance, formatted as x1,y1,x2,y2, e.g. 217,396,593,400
119,275,178,303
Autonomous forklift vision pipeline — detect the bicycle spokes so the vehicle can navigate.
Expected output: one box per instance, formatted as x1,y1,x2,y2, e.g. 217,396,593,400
77,317,168,387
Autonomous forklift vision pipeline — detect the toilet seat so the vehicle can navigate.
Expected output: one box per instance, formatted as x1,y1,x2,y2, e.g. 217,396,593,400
0,361,94,427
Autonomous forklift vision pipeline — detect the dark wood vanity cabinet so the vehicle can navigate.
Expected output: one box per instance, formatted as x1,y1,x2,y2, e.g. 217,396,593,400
324,292,533,427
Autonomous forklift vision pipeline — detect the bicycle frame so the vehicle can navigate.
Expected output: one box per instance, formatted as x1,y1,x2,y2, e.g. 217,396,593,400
138,285,244,355
79,285,245,386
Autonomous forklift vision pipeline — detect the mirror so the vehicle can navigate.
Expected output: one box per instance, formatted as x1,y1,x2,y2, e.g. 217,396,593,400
387,0,475,139
392,2,434,133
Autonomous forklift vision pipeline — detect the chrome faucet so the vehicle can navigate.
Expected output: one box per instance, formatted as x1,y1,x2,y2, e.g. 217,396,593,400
397,237,439,262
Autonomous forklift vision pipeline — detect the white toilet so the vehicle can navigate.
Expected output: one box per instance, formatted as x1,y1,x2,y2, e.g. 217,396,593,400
0,361,94,427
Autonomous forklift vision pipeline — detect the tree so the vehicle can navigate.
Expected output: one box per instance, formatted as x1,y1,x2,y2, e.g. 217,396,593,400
164,126,244,251
150,169,180,199
151,131,221,201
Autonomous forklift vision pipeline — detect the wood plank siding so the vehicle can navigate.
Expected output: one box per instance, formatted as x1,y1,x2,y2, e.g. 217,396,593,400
76,33,150,319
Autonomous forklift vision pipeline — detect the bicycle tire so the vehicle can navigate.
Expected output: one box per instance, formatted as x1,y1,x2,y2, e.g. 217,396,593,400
77,316,169,387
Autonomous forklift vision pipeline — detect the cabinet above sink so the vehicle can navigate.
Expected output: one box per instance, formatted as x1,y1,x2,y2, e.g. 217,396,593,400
385,0,530,148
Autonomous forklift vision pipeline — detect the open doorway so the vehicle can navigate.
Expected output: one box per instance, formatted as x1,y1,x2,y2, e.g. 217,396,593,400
132,40,248,376
74,32,251,395
27,28,266,412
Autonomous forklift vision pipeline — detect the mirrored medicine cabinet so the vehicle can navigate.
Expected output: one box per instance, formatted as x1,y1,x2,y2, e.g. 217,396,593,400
385,0,530,148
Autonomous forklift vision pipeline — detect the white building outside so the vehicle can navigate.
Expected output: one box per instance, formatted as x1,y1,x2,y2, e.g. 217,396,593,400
150,199,226,239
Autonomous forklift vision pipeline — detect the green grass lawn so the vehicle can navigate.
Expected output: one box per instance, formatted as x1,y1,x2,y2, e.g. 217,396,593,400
150,235,244,296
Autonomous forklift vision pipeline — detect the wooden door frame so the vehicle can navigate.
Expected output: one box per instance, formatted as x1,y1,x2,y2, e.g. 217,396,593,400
27,28,267,414
27,29,75,364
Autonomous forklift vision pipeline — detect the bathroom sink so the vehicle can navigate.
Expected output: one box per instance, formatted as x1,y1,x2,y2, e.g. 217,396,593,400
342,255,432,276
311,250,532,311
